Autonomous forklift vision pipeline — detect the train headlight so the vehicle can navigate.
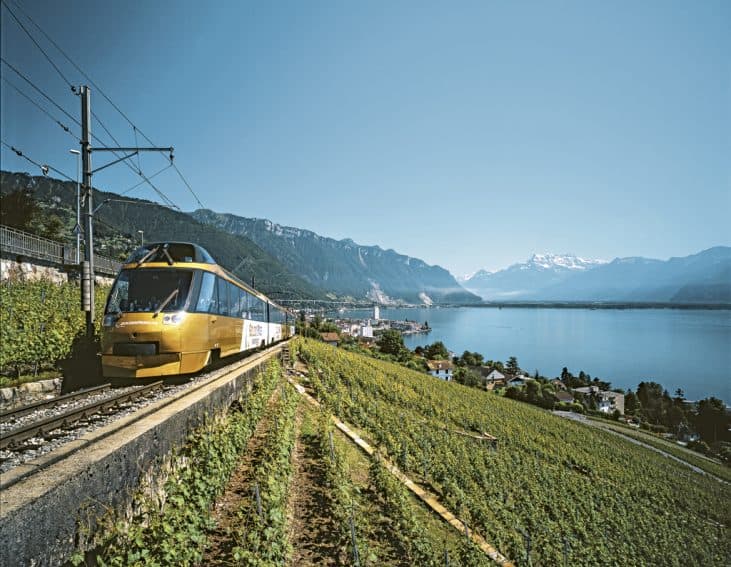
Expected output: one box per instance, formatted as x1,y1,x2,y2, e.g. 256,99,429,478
162,312,186,325
103,314,119,327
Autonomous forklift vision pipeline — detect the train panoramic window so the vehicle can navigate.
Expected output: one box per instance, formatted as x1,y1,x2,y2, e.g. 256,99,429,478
195,272,216,313
217,277,230,316
234,287,247,318
250,296,266,322
106,269,193,313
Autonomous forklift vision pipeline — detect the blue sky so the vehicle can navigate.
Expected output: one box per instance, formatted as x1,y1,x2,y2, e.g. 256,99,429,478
1,0,729,275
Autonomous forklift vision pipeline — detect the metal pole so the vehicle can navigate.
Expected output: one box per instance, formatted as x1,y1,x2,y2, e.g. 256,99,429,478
76,151,81,264
69,149,81,264
80,85,95,338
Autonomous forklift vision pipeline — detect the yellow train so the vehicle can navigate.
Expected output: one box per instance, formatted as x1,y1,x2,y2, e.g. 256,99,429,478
101,242,293,378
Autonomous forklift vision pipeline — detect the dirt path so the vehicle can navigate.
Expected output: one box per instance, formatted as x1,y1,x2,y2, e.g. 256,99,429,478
287,406,343,566
201,388,280,565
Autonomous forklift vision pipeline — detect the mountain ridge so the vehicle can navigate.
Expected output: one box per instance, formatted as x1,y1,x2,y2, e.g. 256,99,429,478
0,171,325,300
191,209,480,305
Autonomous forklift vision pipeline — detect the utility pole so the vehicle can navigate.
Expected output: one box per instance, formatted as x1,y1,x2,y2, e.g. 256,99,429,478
80,86,95,338
76,84,174,338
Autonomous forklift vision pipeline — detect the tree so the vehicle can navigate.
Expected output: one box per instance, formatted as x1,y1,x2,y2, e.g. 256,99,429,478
378,330,405,356
624,390,640,415
460,350,484,367
673,388,685,407
506,356,520,375
454,367,480,388
694,397,729,444
312,314,323,330
40,214,64,240
0,190,39,231
486,360,505,373
301,326,321,339
424,341,449,360
637,381,665,423
525,380,540,404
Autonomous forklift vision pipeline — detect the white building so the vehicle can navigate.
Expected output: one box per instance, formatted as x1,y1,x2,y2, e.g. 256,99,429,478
426,360,454,381
373,305,380,320
573,386,625,414
360,320,374,338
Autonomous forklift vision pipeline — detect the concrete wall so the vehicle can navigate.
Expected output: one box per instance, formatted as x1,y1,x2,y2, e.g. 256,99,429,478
0,346,283,567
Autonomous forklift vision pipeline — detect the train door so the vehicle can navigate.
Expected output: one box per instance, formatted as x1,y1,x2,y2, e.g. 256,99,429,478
194,271,217,358
266,302,271,344
216,277,238,356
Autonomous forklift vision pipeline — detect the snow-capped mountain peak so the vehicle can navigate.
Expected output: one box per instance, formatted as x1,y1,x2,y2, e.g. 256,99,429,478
463,253,607,283
524,253,607,272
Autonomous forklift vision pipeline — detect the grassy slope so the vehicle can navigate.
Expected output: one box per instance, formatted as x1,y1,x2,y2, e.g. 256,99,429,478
585,417,731,483
296,339,730,566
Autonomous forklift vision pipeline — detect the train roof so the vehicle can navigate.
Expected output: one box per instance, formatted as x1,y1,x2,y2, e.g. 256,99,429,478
121,242,290,312
124,242,215,264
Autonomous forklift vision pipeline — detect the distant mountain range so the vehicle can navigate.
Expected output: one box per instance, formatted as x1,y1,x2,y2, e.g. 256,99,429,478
1,171,478,304
461,249,731,303
3,171,728,305
191,210,480,305
460,254,608,299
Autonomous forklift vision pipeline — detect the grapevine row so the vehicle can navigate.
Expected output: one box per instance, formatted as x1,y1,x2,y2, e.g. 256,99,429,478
230,382,299,565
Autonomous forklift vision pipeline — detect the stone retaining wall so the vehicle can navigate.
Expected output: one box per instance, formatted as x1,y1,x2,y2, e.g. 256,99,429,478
0,257,114,285
0,346,283,567
0,378,62,406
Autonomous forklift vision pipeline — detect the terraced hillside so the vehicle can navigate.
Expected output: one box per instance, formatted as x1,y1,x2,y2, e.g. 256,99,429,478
294,339,730,566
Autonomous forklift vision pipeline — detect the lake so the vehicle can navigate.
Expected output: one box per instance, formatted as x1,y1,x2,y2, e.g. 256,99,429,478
338,307,731,403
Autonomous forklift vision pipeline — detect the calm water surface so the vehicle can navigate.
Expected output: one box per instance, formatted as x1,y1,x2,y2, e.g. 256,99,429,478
342,307,730,402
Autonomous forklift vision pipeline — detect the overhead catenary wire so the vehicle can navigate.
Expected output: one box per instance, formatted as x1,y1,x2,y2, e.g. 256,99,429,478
171,163,204,209
0,57,79,128
1,141,75,182
1,0,74,89
1,58,173,205
6,0,156,146
1,75,79,140
120,163,172,196
5,0,205,210
3,1,188,212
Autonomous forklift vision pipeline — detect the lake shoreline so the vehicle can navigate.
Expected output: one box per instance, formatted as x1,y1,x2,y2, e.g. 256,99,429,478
446,301,731,310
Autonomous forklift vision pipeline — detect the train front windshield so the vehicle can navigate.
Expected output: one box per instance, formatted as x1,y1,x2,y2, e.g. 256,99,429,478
106,269,193,313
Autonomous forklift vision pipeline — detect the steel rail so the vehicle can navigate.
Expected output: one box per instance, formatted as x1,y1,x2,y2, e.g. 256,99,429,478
0,384,111,423
0,381,163,450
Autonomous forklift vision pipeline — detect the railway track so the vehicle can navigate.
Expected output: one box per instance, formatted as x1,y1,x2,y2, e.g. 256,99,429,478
0,343,289,489
0,382,163,451
0,384,111,421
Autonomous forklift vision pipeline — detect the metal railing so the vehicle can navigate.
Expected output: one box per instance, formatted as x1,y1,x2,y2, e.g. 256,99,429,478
0,225,121,276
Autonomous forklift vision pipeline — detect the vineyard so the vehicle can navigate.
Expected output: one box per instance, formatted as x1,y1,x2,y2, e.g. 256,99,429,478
81,357,495,565
0,279,108,381
294,338,730,566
